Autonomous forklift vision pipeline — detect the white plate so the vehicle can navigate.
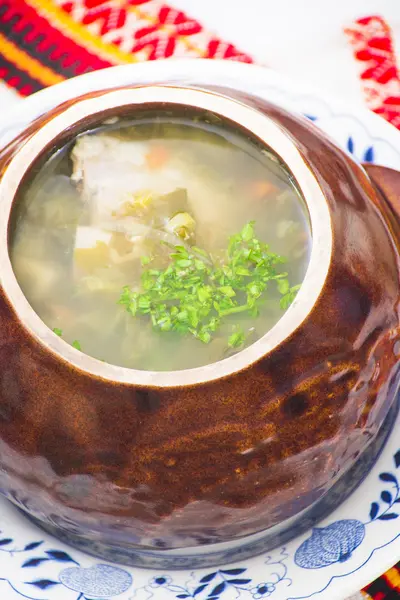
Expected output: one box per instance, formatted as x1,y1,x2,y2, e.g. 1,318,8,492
1,59,400,600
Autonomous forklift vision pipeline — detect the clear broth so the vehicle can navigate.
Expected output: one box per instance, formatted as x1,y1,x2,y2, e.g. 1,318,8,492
11,111,311,371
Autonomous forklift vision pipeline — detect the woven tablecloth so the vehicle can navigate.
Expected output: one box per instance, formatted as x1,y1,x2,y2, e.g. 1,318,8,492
0,1,400,598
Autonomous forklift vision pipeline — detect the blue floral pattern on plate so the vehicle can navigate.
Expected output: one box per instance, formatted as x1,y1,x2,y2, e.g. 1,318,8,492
1,61,400,600
294,521,365,569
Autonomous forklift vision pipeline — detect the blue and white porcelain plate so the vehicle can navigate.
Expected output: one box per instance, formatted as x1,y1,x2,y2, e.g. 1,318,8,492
1,60,400,600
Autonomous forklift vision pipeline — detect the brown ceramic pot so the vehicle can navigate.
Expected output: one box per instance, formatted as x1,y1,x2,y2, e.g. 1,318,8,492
0,84,400,568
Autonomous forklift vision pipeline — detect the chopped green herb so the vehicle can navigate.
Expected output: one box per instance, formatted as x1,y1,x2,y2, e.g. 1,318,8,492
228,327,246,349
119,221,300,346
53,327,82,352
277,278,290,295
280,284,301,310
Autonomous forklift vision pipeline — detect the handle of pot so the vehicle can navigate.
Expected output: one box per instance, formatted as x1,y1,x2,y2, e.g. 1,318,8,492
363,164,400,223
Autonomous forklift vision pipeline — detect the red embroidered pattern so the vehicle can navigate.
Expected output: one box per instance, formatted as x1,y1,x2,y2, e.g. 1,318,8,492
0,0,252,95
345,15,400,129
56,0,253,62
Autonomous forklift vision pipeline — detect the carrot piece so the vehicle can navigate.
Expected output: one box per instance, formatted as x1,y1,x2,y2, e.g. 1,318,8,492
145,145,170,170
249,180,277,199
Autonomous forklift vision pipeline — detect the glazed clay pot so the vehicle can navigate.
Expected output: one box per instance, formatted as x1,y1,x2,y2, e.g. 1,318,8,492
0,84,400,568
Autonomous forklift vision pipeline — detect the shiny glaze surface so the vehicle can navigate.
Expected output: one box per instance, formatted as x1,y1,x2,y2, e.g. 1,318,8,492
0,85,400,552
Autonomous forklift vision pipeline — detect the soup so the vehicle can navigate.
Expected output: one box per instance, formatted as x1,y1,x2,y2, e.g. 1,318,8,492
10,110,311,371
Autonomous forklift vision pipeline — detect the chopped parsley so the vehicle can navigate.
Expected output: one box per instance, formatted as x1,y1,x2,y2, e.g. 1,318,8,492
53,328,82,352
72,340,82,351
119,221,300,347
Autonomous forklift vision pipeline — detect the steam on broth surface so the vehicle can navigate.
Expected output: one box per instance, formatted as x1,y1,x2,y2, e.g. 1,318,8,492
10,110,311,371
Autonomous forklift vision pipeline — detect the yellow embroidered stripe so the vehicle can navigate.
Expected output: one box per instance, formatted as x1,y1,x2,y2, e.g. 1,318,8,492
0,32,64,86
26,0,138,65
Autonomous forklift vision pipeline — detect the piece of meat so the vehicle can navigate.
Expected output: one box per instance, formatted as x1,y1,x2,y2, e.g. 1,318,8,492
73,225,148,277
73,226,113,275
71,132,237,250
71,133,184,224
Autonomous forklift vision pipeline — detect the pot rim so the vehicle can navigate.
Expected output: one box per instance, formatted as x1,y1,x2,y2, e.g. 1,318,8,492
0,85,332,387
